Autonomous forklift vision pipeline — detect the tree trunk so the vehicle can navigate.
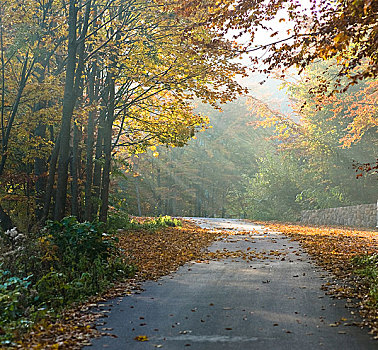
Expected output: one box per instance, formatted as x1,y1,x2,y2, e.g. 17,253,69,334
84,64,96,221
156,166,162,214
92,107,105,217
41,135,60,222
70,122,79,217
195,187,201,217
99,120,112,222
53,0,78,220
34,122,47,221
135,179,142,217
99,75,115,223
0,203,13,231
221,190,226,218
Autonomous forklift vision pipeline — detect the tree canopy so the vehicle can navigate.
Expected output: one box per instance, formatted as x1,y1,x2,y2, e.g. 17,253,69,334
176,0,377,92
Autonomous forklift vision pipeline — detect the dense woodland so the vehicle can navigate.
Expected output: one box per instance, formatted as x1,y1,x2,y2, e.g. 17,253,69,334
0,0,248,232
0,0,377,345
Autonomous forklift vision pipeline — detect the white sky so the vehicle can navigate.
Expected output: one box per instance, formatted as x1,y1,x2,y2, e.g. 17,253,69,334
229,1,313,113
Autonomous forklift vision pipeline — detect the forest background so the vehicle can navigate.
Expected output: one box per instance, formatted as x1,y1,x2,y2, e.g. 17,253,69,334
125,70,377,221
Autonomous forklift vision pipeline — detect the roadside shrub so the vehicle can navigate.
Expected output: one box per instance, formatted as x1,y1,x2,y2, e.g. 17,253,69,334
0,217,136,344
108,212,182,232
107,210,139,232
43,217,113,268
36,217,134,308
0,268,34,343
35,270,67,310
352,254,378,305
146,215,182,228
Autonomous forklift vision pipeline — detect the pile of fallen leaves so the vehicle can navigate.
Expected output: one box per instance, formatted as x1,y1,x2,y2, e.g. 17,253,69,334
14,220,220,349
117,220,219,280
261,222,378,339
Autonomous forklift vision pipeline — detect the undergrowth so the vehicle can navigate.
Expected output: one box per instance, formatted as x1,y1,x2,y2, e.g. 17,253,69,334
107,212,182,232
0,216,135,346
352,253,378,306
0,212,181,345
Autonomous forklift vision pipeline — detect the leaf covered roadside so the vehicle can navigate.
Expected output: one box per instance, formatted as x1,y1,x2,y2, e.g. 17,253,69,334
117,219,220,281
260,222,378,339
13,220,220,349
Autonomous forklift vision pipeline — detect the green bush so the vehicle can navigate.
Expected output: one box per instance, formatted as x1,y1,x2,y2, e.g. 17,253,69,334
43,217,114,268
107,211,139,232
352,253,378,305
35,270,67,310
145,215,182,228
36,217,135,308
0,268,34,343
107,212,182,231
0,217,136,344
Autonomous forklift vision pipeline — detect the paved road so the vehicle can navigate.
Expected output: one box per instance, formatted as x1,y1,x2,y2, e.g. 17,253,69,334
85,218,377,349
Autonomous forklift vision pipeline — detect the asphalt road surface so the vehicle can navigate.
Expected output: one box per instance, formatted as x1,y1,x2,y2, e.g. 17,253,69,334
85,218,377,349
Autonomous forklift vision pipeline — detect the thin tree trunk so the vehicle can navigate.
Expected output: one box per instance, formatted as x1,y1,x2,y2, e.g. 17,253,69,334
221,190,226,218
70,122,79,217
156,166,162,215
41,135,60,223
84,64,96,221
135,180,142,216
34,122,47,220
99,75,115,223
195,187,201,217
92,108,105,217
92,70,111,218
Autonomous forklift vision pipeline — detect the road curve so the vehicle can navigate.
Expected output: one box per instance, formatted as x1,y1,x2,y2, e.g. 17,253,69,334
85,218,377,349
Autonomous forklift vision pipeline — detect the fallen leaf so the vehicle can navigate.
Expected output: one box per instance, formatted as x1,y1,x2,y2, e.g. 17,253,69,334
134,335,149,342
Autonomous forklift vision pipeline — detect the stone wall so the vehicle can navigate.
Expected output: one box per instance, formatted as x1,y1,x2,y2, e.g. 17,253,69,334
301,202,377,228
